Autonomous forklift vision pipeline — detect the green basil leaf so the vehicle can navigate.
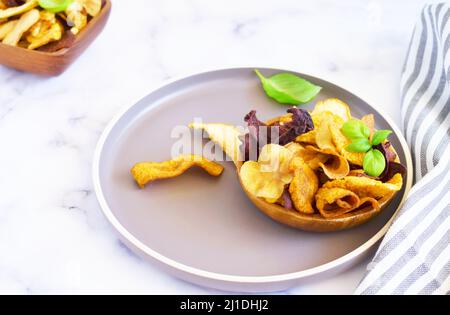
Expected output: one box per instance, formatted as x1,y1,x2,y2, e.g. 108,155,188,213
341,119,370,141
38,0,73,13
345,138,372,153
371,130,392,146
255,69,321,105
361,123,371,139
363,149,386,177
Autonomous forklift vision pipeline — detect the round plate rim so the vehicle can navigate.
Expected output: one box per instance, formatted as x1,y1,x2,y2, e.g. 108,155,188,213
92,66,413,285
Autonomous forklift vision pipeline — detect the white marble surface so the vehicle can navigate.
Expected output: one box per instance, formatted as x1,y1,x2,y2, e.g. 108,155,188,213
0,0,437,294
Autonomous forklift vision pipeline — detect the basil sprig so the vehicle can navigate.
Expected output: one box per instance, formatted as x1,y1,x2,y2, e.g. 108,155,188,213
341,119,392,177
255,70,322,105
38,0,73,13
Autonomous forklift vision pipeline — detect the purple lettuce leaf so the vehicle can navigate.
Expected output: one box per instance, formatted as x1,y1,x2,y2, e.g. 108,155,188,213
241,108,314,160
273,108,314,145
374,142,407,182
281,188,293,210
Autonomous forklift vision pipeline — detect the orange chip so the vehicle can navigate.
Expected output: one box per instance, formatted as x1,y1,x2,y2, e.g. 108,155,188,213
289,157,318,214
131,154,224,188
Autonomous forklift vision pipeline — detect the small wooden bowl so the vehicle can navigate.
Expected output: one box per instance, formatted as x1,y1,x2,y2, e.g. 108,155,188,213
236,162,398,232
0,0,111,76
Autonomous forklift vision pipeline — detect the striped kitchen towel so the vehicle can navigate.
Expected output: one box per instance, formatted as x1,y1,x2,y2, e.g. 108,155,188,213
355,3,450,295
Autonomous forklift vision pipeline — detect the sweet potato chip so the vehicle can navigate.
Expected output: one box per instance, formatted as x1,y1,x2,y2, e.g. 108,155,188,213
189,122,242,165
315,187,360,217
297,145,349,179
2,8,39,46
289,157,318,214
387,173,403,188
240,144,294,203
131,154,224,188
322,175,402,199
315,187,380,218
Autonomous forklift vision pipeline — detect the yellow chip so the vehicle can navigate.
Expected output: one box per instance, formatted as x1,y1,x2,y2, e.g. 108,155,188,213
66,0,87,34
2,9,39,46
26,11,63,50
0,0,38,19
131,154,224,188
0,20,18,40
189,122,242,165
295,130,316,145
240,144,294,203
361,114,375,141
315,113,336,152
266,113,293,126
312,98,352,122
83,0,102,17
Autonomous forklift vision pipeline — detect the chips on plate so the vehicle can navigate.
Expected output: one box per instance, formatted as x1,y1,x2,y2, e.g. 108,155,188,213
131,97,406,227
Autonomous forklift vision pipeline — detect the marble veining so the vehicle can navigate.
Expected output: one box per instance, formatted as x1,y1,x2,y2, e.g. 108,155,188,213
0,0,438,294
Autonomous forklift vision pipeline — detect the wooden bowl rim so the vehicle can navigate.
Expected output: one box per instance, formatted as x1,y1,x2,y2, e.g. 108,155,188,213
236,156,401,231
0,0,111,57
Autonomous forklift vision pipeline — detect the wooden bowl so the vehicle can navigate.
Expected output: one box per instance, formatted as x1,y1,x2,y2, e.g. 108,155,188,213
0,0,111,76
236,162,399,232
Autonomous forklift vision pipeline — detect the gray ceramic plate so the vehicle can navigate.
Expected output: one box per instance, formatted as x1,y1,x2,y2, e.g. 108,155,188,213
93,67,413,292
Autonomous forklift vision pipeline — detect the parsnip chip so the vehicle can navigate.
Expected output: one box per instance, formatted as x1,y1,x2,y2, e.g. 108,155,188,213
0,19,17,40
2,8,39,46
266,113,292,126
0,0,38,19
66,0,87,35
295,130,316,145
330,124,365,166
361,114,375,135
312,98,352,122
131,154,224,188
289,157,318,214
316,187,380,218
315,113,336,152
26,11,62,50
284,141,302,155
312,110,365,166
297,106,365,172
240,144,294,203
297,145,349,179
83,0,101,17
189,122,242,165
27,21,62,49
322,175,401,199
